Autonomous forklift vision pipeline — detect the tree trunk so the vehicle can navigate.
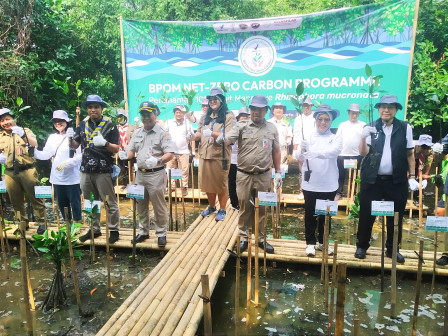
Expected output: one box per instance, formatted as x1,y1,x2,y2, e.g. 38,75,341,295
42,262,67,312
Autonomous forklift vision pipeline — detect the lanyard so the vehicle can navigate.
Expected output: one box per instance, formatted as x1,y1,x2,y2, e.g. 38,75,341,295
85,119,106,147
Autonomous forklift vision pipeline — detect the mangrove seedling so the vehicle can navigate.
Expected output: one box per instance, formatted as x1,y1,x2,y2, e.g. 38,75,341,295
31,222,82,311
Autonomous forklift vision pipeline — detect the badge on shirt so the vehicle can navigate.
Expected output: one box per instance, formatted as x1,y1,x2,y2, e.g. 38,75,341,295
209,137,214,144
262,139,269,148
148,146,153,155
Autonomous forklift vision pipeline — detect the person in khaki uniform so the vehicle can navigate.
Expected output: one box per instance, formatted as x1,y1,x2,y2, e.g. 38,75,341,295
119,101,175,246
224,95,282,254
0,108,46,233
195,87,236,221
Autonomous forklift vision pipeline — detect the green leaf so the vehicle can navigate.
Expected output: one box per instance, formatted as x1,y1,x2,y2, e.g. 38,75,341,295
16,97,23,107
295,82,304,96
365,64,372,77
37,247,50,253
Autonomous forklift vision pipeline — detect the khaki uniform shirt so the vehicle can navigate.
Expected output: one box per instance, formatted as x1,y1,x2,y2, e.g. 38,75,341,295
127,124,176,169
0,128,36,168
226,119,279,173
197,111,236,160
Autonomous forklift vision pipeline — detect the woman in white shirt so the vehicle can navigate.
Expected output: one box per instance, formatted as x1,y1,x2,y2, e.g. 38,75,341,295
295,104,342,257
34,110,82,221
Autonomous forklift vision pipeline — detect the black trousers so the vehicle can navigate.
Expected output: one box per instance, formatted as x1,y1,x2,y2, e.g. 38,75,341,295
228,164,239,208
356,176,408,251
303,190,337,245
336,155,363,195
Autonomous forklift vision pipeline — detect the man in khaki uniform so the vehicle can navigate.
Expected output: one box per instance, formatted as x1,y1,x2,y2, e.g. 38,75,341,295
0,108,46,233
119,101,175,246
224,95,282,253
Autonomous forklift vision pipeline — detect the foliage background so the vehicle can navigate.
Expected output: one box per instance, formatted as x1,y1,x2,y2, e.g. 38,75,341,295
1,0,447,142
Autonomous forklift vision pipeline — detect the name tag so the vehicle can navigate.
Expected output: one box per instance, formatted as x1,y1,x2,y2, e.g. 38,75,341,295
315,200,338,216
425,216,448,232
193,158,199,167
258,192,277,206
34,186,52,199
84,200,101,214
126,184,145,199
344,159,357,169
371,201,394,216
0,181,6,193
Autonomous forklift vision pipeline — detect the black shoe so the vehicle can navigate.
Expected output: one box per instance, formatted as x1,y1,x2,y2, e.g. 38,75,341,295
158,236,167,247
109,231,119,244
354,247,366,259
132,234,149,244
258,241,274,254
37,224,46,235
385,250,405,263
239,241,248,253
436,255,448,266
79,231,102,243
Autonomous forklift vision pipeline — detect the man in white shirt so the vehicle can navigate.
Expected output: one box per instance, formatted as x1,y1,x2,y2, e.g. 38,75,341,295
268,102,292,164
334,103,365,200
165,104,194,196
293,96,315,199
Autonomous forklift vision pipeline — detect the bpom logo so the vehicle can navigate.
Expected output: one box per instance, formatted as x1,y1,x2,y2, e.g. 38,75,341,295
238,36,277,77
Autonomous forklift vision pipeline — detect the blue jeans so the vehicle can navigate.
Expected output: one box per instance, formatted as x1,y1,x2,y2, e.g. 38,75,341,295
53,184,82,221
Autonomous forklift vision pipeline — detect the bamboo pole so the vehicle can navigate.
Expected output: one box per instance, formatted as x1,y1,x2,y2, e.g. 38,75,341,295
180,178,186,231
322,206,330,315
271,181,276,239
55,203,60,229
444,294,448,336
246,228,252,313
409,191,414,218
90,204,96,262
347,162,358,215
263,204,267,276
419,173,423,228
411,240,424,336
119,16,129,114
431,231,437,295
276,186,281,238
353,318,360,336
0,198,10,253
335,263,347,336
346,168,352,215
105,195,111,291
235,236,240,336
198,163,201,207
191,162,195,212
0,199,9,279
253,198,259,306
64,208,82,315
328,240,338,336
381,215,386,292
174,178,179,232
115,157,120,209
168,169,173,231
390,212,399,318
201,274,212,336
132,198,137,264
435,167,439,211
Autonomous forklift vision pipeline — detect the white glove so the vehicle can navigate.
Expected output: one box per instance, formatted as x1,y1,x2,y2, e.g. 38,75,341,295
145,156,158,169
361,126,377,138
66,127,74,138
432,143,443,154
119,150,129,160
422,179,428,189
300,140,309,152
202,128,212,137
186,132,193,141
408,178,419,191
304,151,319,160
11,126,24,137
92,133,107,147
0,152,6,164
215,134,225,145
274,172,282,192
134,116,140,125
56,160,69,172
286,138,292,146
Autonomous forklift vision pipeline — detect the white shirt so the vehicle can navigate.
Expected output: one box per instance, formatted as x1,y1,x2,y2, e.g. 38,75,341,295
336,120,366,156
34,133,82,185
301,132,342,192
231,141,238,165
268,117,292,147
366,123,413,175
293,113,315,147
165,118,194,154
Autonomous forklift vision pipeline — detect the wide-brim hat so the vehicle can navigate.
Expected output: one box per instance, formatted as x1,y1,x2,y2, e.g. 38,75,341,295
173,104,186,112
417,134,433,147
313,104,340,120
201,97,209,105
206,87,224,99
347,103,360,112
302,96,313,106
374,94,403,110
139,101,157,114
81,94,108,108
249,95,269,109
117,109,127,117
50,110,71,122
237,107,249,120
271,102,286,112
0,108,13,117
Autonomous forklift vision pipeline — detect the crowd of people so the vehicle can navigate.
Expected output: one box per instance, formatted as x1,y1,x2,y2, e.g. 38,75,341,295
0,88,447,265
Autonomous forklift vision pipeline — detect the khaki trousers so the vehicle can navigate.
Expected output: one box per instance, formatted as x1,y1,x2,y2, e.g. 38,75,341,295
166,154,190,189
4,168,46,223
280,146,288,164
80,172,120,233
135,169,168,237
236,170,271,242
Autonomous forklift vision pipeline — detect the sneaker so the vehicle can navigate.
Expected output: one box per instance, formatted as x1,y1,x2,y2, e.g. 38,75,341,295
201,206,217,217
258,241,274,254
109,231,119,244
36,224,46,235
317,243,334,256
79,230,102,243
216,209,226,221
305,244,316,257
385,250,405,263
298,192,304,200
436,255,448,266
158,236,167,247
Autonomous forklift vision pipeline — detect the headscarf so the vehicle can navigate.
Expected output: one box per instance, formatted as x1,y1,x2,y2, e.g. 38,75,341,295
314,111,333,136
203,94,229,125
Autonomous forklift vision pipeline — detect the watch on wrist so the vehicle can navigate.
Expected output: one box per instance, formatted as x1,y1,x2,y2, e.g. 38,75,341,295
105,141,109,147
409,174,415,178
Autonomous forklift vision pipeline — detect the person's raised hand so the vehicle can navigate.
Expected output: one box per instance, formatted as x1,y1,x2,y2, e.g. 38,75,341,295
361,126,377,138
92,133,107,147
11,126,24,137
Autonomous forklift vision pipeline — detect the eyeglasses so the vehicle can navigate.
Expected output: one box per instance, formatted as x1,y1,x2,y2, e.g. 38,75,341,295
317,118,331,123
